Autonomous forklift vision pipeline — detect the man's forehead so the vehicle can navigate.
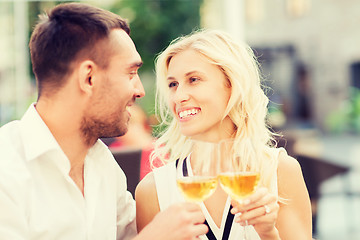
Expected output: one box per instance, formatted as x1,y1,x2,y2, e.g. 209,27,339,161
109,29,135,49
109,29,141,63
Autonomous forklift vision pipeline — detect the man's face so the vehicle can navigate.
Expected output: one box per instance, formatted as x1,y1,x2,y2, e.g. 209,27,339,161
81,29,144,144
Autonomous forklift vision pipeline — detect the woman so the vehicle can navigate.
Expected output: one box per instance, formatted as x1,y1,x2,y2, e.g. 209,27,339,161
135,29,312,240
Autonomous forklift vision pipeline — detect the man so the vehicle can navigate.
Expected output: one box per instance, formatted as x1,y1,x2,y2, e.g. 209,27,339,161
0,3,207,239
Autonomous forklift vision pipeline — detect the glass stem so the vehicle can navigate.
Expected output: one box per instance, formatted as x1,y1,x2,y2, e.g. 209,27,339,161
243,215,249,240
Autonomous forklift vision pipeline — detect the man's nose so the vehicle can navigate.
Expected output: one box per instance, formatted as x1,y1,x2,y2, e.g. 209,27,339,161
134,76,145,98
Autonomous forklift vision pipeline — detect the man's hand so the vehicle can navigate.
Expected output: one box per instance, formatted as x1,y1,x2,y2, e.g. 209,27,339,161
135,202,208,240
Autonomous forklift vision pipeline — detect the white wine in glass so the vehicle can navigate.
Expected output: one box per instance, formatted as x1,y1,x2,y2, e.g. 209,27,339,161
176,140,218,203
177,176,218,202
218,172,260,202
218,138,260,240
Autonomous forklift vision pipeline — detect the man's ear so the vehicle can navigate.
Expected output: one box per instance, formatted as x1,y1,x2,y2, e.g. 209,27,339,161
78,60,97,95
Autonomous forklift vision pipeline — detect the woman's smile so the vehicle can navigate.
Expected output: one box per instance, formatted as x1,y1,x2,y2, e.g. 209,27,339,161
177,108,201,121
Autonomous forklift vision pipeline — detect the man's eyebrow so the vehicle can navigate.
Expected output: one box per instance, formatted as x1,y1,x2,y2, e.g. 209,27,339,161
129,61,143,69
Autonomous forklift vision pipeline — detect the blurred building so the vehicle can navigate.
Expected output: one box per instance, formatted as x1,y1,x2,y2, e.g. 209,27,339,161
202,1,360,239
0,1,31,126
202,0,360,131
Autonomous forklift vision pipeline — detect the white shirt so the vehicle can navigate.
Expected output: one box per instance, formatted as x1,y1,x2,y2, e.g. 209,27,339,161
0,104,137,240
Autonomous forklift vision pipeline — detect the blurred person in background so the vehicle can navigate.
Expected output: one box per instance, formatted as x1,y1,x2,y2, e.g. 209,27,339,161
136,29,312,240
109,104,161,179
110,104,154,150
0,3,207,239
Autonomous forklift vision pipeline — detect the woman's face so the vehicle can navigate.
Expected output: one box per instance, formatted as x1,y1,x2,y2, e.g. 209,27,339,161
166,49,235,141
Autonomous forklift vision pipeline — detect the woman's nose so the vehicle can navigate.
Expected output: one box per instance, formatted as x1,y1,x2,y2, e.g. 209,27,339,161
171,84,190,104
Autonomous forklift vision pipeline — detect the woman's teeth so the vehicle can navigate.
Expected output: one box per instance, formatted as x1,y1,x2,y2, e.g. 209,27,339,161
179,109,199,119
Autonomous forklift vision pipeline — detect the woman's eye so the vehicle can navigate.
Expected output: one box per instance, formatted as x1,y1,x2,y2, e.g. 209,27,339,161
189,77,200,83
168,81,178,88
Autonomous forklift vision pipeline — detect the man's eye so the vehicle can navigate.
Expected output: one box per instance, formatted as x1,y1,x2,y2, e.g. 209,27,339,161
168,82,178,88
129,71,137,78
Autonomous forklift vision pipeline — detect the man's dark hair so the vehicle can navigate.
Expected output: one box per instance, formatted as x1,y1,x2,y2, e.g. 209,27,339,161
29,3,130,97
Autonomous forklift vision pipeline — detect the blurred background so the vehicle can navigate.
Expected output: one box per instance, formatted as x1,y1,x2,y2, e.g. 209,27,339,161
0,0,359,239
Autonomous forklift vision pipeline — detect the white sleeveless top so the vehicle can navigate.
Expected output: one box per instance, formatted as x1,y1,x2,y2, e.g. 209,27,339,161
153,147,285,240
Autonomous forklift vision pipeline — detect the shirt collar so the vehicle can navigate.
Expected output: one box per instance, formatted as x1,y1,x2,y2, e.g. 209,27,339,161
19,103,63,162
19,103,113,165
88,139,112,161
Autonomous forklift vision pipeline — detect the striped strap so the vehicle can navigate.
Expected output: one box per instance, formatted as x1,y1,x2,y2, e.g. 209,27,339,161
176,159,234,240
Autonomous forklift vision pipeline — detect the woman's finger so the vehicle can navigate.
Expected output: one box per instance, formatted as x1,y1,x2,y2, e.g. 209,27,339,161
235,201,279,222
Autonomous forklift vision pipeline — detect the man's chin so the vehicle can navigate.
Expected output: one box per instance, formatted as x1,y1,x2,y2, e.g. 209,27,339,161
100,129,128,139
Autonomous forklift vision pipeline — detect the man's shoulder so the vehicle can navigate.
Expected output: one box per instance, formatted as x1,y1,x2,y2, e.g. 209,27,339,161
0,120,28,173
0,119,19,134
0,120,22,153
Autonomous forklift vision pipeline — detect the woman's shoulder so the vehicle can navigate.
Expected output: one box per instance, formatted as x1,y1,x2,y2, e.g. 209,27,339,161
153,160,176,171
136,171,156,198
277,150,301,176
135,172,161,232
264,145,300,172
152,160,177,181
136,161,176,198
135,172,159,213
276,150,307,198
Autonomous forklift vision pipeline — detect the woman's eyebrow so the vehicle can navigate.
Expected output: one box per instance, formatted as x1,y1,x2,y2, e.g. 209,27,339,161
184,71,199,77
167,70,201,81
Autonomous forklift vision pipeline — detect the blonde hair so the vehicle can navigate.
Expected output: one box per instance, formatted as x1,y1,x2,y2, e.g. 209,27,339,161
152,29,279,194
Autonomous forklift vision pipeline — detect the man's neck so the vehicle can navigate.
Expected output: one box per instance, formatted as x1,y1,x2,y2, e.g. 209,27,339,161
35,98,90,195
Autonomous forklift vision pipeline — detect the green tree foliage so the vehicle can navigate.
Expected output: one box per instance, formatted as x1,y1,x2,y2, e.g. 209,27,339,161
28,1,79,83
326,87,360,134
109,0,203,72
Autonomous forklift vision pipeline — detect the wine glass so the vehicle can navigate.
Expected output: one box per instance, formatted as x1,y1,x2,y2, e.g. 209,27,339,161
217,138,260,240
176,140,218,203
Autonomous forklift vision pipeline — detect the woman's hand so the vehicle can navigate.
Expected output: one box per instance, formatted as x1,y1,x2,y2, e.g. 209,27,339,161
230,187,280,239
